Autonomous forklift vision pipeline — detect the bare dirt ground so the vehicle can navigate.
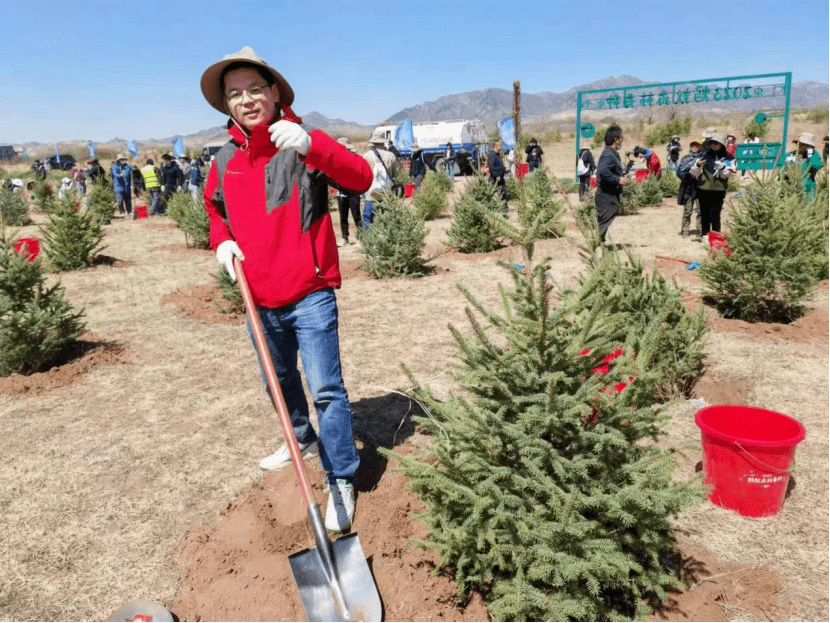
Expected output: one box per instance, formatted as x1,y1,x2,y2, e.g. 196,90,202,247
1,129,827,621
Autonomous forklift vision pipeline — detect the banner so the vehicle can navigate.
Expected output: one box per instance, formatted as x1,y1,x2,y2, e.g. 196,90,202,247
88,141,95,158
498,117,515,150
54,145,61,164
128,140,138,159
22,147,29,162
172,137,185,158
393,119,414,152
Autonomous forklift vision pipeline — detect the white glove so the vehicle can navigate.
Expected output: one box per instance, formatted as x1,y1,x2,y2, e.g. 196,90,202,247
268,120,311,156
216,240,245,282
689,162,704,178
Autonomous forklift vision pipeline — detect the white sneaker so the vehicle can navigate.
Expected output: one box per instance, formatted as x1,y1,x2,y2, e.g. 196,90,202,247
325,479,355,532
259,440,318,471
337,238,349,247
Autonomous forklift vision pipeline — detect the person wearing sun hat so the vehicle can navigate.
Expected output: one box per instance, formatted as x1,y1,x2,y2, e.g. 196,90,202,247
200,46,372,533
111,153,133,217
791,132,824,199
688,131,736,235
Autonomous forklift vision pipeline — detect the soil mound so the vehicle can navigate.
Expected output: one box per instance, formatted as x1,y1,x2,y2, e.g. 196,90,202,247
161,285,244,325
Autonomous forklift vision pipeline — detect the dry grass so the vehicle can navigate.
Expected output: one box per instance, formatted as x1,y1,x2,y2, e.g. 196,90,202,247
1,161,827,622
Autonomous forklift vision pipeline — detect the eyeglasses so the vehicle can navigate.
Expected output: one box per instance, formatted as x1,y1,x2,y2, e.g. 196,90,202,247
225,84,269,107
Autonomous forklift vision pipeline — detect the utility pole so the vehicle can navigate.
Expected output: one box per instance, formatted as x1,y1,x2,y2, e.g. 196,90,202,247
513,80,521,163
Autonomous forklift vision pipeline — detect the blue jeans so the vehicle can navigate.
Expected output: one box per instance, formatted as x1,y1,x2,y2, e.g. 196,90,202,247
148,188,162,215
246,288,360,483
362,199,375,230
445,160,455,181
115,190,132,214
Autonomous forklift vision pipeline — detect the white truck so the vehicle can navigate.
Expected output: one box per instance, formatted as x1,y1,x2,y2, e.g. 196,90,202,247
369,119,490,175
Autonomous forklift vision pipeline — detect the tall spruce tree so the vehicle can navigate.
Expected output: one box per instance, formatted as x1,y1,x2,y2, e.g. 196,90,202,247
386,216,702,621
1,230,85,376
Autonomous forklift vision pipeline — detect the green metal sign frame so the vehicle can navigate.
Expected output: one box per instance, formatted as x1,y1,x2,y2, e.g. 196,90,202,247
574,72,792,175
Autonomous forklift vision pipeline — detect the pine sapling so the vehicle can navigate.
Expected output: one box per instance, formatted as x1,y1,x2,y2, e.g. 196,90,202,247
513,168,566,238
0,187,30,226
360,193,430,278
86,179,116,225
637,175,663,207
40,195,106,271
446,174,503,253
412,171,450,221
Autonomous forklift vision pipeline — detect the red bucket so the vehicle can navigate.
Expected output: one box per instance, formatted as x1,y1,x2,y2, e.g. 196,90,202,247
695,405,805,517
404,183,414,198
516,163,529,179
135,205,148,219
13,237,40,262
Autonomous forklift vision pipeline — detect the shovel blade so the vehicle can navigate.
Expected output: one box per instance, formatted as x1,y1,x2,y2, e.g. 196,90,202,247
289,532,382,622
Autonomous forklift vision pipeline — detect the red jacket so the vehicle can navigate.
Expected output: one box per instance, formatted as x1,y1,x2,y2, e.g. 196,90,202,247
646,152,662,177
204,122,372,308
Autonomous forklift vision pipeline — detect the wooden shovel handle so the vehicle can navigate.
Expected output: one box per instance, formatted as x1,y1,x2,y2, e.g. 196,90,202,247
233,256,315,506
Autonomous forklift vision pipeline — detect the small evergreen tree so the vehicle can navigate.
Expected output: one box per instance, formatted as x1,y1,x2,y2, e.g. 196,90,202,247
30,179,57,214
430,169,455,193
167,191,210,249
0,229,85,376
86,179,116,225
360,193,430,278
214,269,244,314
385,219,702,621
556,177,579,194
446,174,503,253
412,172,449,221
40,195,106,271
699,174,827,322
658,171,680,198
619,186,640,215
513,169,566,238
0,187,30,226
637,175,663,207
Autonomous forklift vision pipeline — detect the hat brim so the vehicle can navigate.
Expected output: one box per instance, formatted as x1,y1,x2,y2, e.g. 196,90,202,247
200,57,294,115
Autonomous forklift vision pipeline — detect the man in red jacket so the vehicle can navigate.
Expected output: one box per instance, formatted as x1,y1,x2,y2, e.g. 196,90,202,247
200,46,373,532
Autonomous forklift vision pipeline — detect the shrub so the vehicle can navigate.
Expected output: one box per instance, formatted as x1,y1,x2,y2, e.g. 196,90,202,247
504,175,521,205
167,191,210,249
0,230,85,376
514,168,566,238
556,177,579,194
446,174,503,253
86,179,116,225
659,171,681,198
744,117,770,141
359,193,429,278
644,117,692,147
30,179,57,214
699,173,827,322
592,128,605,148
0,187,30,226
540,129,562,143
637,175,664,207
412,172,449,221
214,269,244,314
386,223,702,621
619,185,640,215
40,195,105,271
428,169,454,193
802,105,829,124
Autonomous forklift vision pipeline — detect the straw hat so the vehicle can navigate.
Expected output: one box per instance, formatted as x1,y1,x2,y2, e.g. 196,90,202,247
200,46,294,115
708,132,727,147
792,132,815,147
702,127,718,140
115,153,127,161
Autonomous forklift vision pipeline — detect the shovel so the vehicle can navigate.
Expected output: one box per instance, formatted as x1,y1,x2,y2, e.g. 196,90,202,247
233,257,382,622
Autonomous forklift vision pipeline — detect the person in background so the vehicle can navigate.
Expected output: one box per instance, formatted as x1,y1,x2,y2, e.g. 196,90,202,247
200,45,372,532
725,135,737,158
595,125,630,243
70,161,87,195
178,155,192,193
676,140,703,236
577,144,596,200
361,142,397,229
688,132,736,235
111,154,133,217
141,158,164,215
57,176,73,200
823,135,829,164
487,140,509,212
32,159,47,180
160,154,183,204
791,132,824,199
666,135,681,170
335,137,362,246
189,156,204,202
525,137,544,172
86,158,106,185
409,141,427,194
443,141,456,182
633,146,662,179
132,163,145,199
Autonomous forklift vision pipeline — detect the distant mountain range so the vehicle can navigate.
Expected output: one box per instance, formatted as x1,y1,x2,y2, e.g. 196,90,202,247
13,76,827,153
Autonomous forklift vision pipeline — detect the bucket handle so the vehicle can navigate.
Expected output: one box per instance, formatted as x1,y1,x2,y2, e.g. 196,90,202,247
735,442,793,475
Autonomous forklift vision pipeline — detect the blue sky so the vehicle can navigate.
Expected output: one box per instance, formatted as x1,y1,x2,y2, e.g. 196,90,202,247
1,0,827,144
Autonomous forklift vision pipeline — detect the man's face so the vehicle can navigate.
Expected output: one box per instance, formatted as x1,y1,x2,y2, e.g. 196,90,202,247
690,145,700,154
797,142,809,156
224,67,279,132
614,134,624,149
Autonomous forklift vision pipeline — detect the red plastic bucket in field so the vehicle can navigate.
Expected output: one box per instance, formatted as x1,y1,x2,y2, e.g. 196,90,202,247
695,405,805,517
135,205,148,219
635,169,649,183
13,237,40,262
404,183,414,198
516,163,529,178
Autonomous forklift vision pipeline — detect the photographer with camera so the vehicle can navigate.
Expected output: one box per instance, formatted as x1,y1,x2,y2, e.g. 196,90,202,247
595,126,631,243
688,132,736,235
